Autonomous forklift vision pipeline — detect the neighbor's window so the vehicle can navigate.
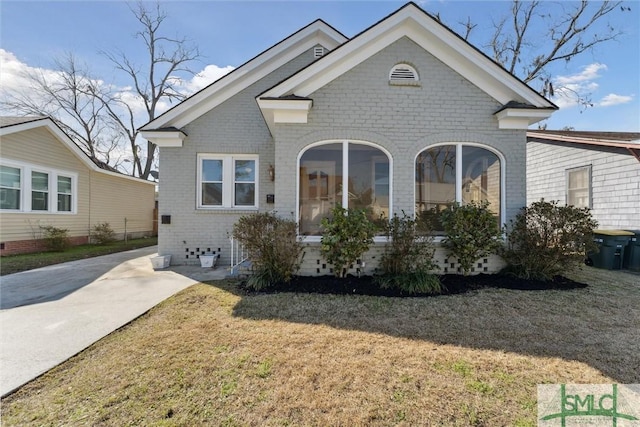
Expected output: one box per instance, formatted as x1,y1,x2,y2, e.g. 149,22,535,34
57,176,73,212
198,154,258,209
416,144,502,233
298,141,391,236
566,166,591,208
0,165,21,210
31,171,49,211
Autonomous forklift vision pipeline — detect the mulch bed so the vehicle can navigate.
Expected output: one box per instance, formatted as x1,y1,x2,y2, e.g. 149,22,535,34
240,273,587,297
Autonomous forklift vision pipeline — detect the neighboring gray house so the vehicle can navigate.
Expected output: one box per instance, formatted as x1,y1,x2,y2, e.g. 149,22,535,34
141,3,556,274
527,130,640,230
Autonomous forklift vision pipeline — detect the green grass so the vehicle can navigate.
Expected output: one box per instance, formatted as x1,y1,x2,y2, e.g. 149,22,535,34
0,237,157,275
2,267,638,426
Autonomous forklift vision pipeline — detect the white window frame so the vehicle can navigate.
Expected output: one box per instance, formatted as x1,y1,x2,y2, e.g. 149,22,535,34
197,154,259,210
296,140,393,242
566,165,592,209
0,159,77,214
414,143,506,236
30,169,50,212
0,163,23,211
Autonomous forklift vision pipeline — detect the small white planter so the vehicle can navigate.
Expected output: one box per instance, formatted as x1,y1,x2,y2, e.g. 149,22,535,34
199,254,218,268
151,255,171,270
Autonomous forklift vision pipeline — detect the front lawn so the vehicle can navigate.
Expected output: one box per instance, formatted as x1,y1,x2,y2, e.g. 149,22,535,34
2,267,638,426
0,237,158,276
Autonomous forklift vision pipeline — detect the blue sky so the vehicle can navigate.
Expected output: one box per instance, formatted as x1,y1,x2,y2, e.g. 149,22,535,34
1,1,639,131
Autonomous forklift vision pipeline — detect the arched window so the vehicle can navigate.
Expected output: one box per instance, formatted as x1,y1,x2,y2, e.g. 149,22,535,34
415,144,502,233
299,141,391,236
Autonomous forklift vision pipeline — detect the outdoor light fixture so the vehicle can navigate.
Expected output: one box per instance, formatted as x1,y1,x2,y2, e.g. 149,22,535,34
268,164,275,181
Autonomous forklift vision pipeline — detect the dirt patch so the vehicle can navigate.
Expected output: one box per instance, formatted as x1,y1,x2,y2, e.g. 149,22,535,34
240,273,587,297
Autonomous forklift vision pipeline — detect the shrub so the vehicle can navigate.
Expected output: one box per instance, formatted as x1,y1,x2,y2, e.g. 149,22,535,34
500,199,598,281
40,225,71,252
232,212,304,290
440,201,502,275
375,212,441,294
92,222,116,245
320,204,377,278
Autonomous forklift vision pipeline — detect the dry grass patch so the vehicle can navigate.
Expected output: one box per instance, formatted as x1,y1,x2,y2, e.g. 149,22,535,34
2,266,638,426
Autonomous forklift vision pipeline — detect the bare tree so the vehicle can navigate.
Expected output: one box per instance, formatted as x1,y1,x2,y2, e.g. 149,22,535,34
97,1,201,179
440,1,627,106
1,53,125,169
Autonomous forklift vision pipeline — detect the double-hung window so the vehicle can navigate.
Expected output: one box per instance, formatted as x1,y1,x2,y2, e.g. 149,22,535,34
198,154,258,209
566,166,591,208
0,165,21,210
57,176,73,212
31,171,49,211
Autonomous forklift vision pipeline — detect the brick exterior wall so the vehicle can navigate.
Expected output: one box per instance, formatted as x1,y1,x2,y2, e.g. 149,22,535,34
159,38,527,273
527,139,640,230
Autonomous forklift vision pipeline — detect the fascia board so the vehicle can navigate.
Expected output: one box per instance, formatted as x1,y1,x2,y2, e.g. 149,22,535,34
263,7,555,109
142,23,346,130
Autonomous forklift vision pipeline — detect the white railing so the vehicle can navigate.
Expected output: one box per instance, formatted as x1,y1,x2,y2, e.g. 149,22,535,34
229,237,249,275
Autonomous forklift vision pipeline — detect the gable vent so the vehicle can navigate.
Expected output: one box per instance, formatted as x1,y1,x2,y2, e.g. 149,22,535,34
389,64,419,83
314,47,325,58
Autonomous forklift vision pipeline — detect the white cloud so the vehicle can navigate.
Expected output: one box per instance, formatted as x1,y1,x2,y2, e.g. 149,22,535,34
183,64,235,93
555,63,607,85
598,93,633,107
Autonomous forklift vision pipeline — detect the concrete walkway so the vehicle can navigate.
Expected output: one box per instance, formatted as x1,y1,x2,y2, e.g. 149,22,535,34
0,247,227,397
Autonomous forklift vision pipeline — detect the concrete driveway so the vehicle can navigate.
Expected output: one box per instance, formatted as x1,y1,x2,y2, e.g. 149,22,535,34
0,247,218,397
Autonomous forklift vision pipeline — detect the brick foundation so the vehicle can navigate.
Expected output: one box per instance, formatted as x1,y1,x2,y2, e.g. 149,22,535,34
0,236,89,256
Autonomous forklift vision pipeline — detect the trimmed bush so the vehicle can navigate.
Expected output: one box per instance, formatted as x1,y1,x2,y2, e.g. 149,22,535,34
92,222,116,245
233,212,304,290
440,202,502,275
40,225,71,252
501,199,598,281
320,205,377,278
375,212,441,294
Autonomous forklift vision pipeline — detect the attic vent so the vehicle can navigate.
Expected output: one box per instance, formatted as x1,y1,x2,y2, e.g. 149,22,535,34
314,47,325,58
389,63,419,85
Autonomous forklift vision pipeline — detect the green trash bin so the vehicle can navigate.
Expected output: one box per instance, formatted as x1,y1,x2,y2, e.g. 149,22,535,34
589,230,634,270
623,230,640,271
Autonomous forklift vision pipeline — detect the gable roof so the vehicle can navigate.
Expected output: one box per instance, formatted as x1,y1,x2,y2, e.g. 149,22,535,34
258,3,556,110
140,19,347,132
527,130,640,163
0,116,155,185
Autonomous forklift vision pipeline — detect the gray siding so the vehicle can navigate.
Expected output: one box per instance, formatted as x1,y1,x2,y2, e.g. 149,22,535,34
527,139,640,229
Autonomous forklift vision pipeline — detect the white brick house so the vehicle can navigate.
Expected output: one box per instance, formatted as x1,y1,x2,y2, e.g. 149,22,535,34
141,3,556,274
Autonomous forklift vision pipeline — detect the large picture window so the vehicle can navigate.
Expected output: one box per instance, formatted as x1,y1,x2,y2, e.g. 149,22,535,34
198,154,258,209
416,144,502,233
298,141,391,236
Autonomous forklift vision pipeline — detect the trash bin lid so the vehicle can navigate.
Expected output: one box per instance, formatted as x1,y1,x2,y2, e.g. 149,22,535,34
593,229,635,236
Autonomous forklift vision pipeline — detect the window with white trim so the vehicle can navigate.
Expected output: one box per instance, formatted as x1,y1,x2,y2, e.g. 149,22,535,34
57,175,73,212
198,154,258,209
31,171,49,211
0,165,21,210
298,141,391,236
566,166,591,208
415,144,502,233
0,161,77,213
